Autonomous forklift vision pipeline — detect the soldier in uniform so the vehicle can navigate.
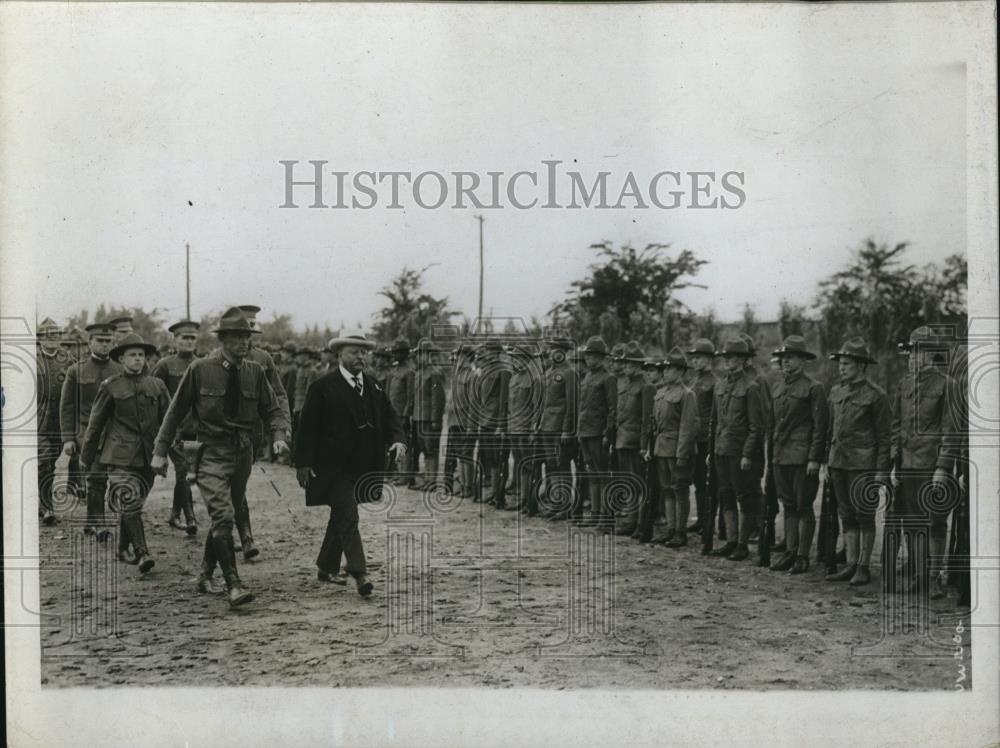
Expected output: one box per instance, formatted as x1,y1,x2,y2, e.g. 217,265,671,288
237,305,292,457
639,357,664,541
292,346,316,440
447,343,478,498
36,318,73,525
685,339,717,537
151,309,289,608
108,316,134,344
644,348,698,547
535,336,578,519
411,339,446,490
577,336,617,530
59,321,121,538
471,340,509,507
151,320,201,534
613,341,646,536
505,343,544,512
824,337,891,587
80,334,170,572
372,345,393,391
888,326,960,599
737,332,777,560
767,336,828,574
708,338,766,561
387,338,416,487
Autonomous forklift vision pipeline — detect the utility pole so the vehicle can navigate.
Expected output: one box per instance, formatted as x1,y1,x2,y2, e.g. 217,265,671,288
475,215,485,324
185,242,191,319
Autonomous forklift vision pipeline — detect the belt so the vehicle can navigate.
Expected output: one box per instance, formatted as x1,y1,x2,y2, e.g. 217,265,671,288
197,430,254,448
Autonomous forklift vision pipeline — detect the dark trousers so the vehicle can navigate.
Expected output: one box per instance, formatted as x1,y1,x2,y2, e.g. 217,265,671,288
85,463,110,528
537,432,575,516
691,440,710,528
107,466,154,556
37,433,61,515
614,448,644,525
168,440,195,522
829,467,877,531
509,432,540,507
406,419,422,483
716,454,761,543
443,424,466,484
316,477,367,578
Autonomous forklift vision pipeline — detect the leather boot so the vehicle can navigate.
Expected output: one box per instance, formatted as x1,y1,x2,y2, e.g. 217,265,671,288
710,541,738,558
770,551,796,571
216,534,253,607
196,533,221,593
790,556,810,575
125,513,155,573
849,565,871,586
666,531,688,548
492,467,506,509
827,529,859,581
183,483,197,535
728,543,750,561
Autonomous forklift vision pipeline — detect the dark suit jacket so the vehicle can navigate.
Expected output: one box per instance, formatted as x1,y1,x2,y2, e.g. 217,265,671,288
293,369,404,507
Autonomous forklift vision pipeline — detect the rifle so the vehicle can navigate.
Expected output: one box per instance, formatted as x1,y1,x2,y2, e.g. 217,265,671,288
758,458,777,566
818,474,839,575
701,452,718,553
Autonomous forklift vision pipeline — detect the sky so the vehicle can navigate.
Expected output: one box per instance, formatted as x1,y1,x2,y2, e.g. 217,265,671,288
2,3,969,333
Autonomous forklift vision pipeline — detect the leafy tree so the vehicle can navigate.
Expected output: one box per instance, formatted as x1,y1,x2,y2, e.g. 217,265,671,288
372,265,458,344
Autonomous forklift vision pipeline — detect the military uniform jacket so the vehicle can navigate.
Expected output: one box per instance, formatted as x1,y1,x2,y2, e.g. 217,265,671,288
60,355,122,444
80,372,170,469
615,373,646,449
151,352,196,437
891,367,959,471
538,362,577,435
651,382,699,460
153,351,289,458
578,366,617,439
413,364,446,423
826,377,891,472
388,361,415,419
770,372,828,466
249,346,291,425
711,369,765,459
474,365,509,431
507,366,543,435
687,369,717,443
449,365,475,430
36,347,75,434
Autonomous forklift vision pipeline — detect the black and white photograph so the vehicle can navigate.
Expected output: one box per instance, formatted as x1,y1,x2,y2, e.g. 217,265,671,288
1,2,997,746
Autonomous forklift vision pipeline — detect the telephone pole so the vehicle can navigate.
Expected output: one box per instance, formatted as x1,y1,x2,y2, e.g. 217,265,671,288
185,242,191,319
475,215,485,323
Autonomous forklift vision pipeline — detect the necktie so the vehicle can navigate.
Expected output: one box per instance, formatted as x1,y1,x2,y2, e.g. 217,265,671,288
224,361,240,418
353,375,363,396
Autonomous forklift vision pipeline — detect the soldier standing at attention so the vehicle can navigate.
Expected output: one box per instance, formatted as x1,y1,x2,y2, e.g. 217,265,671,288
472,340,509,507
36,318,73,525
80,334,170,572
767,336,828,574
824,337,891,587
59,321,121,538
535,337,577,519
388,338,416,487
372,345,393,391
888,327,960,599
151,320,201,535
505,343,543,512
685,339,717,537
450,343,479,498
411,340,446,491
151,309,289,608
577,336,617,530
636,357,663,542
709,338,766,561
613,341,646,536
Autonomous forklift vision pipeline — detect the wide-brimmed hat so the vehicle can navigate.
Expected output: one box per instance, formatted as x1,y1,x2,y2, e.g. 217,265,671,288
662,346,689,369
738,333,758,355
168,320,200,335
687,338,716,356
110,333,157,360
328,332,377,353
389,336,411,354
715,338,753,357
621,341,646,363
641,358,663,371
237,304,261,315
609,343,626,361
84,322,115,337
581,336,609,356
212,308,261,336
772,335,816,360
829,337,876,364
373,344,393,358
898,325,942,354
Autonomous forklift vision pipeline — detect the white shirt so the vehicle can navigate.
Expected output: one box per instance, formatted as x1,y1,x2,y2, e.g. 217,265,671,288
339,364,363,395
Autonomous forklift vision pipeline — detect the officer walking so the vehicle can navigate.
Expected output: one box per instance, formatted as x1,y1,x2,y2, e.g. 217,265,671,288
151,309,289,608
80,334,170,572
824,337,891,587
767,336,828,574
59,321,122,538
151,320,201,534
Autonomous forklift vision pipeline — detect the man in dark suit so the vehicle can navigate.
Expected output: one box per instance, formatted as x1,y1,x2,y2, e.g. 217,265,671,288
294,333,407,598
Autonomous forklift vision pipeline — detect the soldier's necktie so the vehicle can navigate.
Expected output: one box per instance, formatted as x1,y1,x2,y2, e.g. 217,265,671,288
224,362,240,418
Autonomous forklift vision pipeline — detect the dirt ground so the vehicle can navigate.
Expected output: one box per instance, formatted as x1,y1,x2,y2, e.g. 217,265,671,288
39,461,972,690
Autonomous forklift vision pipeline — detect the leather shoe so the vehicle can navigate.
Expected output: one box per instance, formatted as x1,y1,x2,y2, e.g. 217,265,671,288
710,541,737,558
790,556,810,575
185,519,198,536
849,565,871,586
728,544,750,561
168,514,186,531
317,570,347,586
355,575,374,597
137,555,155,574
227,583,254,608
242,540,260,561
666,533,688,548
826,564,857,582
770,552,796,572
196,574,223,594
117,549,138,565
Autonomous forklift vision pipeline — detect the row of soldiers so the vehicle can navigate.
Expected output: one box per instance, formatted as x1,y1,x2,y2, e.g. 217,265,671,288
369,328,967,602
35,310,968,607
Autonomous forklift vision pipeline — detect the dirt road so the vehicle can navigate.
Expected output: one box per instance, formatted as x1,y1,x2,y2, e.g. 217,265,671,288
39,462,971,689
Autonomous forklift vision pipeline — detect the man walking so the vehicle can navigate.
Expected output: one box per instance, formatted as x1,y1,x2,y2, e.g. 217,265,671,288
294,333,406,598
36,317,73,525
81,333,170,572
151,320,201,534
151,309,288,608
